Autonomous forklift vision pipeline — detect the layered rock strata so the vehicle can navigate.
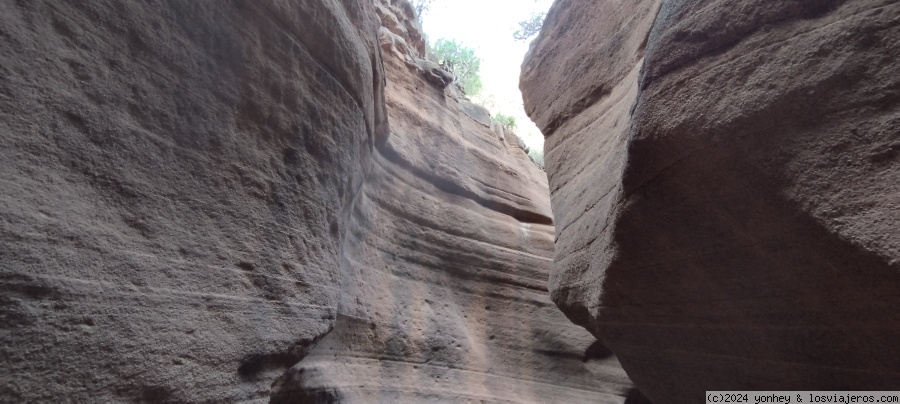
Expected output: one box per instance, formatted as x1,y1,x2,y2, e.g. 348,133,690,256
522,0,900,402
1,0,637,402
270,1,635,401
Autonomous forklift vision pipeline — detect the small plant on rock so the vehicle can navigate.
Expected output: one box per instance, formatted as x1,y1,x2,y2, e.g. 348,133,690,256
428,38,483,96
495,113,517,131
514,12,546,42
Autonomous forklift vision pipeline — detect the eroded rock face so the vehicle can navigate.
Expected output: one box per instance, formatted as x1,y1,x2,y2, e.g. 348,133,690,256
523,0,900,402
1,0,384,401
2,0,638,402
269,2,635,401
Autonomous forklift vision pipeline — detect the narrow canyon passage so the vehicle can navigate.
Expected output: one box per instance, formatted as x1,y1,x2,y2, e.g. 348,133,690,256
269,5,636,399
2,0,898,402
1,0,640,402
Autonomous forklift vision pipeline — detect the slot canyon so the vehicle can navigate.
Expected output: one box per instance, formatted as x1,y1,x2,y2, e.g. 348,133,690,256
1,0,897,402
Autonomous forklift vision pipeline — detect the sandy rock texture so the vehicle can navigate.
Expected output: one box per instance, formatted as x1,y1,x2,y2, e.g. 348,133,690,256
522,0,900,401
269,1,636,402
2,0,638,402
1,0,385,401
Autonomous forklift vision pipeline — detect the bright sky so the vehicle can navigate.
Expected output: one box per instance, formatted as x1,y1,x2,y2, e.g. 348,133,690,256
420,0,554,151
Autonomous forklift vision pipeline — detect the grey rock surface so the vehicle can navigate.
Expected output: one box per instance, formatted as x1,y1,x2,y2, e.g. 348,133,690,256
522,0,900,402
1,0,384,400
1,0,639,402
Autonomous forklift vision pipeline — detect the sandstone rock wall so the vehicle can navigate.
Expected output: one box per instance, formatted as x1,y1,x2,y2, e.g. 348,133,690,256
522,0,900,402
1,0,637,402
0,0,383,400
270,2,636,401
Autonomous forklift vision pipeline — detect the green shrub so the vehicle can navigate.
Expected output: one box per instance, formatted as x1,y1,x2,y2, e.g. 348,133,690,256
428,38,483,95
495,113,517,131
514,12,546,41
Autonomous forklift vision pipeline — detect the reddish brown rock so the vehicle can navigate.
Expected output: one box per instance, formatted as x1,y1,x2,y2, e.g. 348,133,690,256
269,2,637,401
1,0,638,402
523,0,900,401
0,0,384,400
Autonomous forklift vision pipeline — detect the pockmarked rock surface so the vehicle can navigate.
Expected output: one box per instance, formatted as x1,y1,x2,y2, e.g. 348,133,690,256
270,1,636,402
0,0,385,401
2,0,637,402
522,0,900,402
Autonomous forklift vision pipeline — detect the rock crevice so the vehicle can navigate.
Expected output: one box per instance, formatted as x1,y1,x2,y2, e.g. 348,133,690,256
268,2,636,401
1,0,639,402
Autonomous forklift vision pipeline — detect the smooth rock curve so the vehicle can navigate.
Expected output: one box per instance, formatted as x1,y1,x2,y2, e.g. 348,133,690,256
522,0,900,401
270,2,637,401
1,0,641,402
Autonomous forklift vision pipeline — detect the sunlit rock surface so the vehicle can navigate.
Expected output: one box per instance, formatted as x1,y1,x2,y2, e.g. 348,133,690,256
1,0,637,402
522,0,900,401
270,1,635,402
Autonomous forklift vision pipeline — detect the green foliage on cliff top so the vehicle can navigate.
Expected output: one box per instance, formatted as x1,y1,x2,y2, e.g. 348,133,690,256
514,12,545,41
495,113,517,131
428,38,483,96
